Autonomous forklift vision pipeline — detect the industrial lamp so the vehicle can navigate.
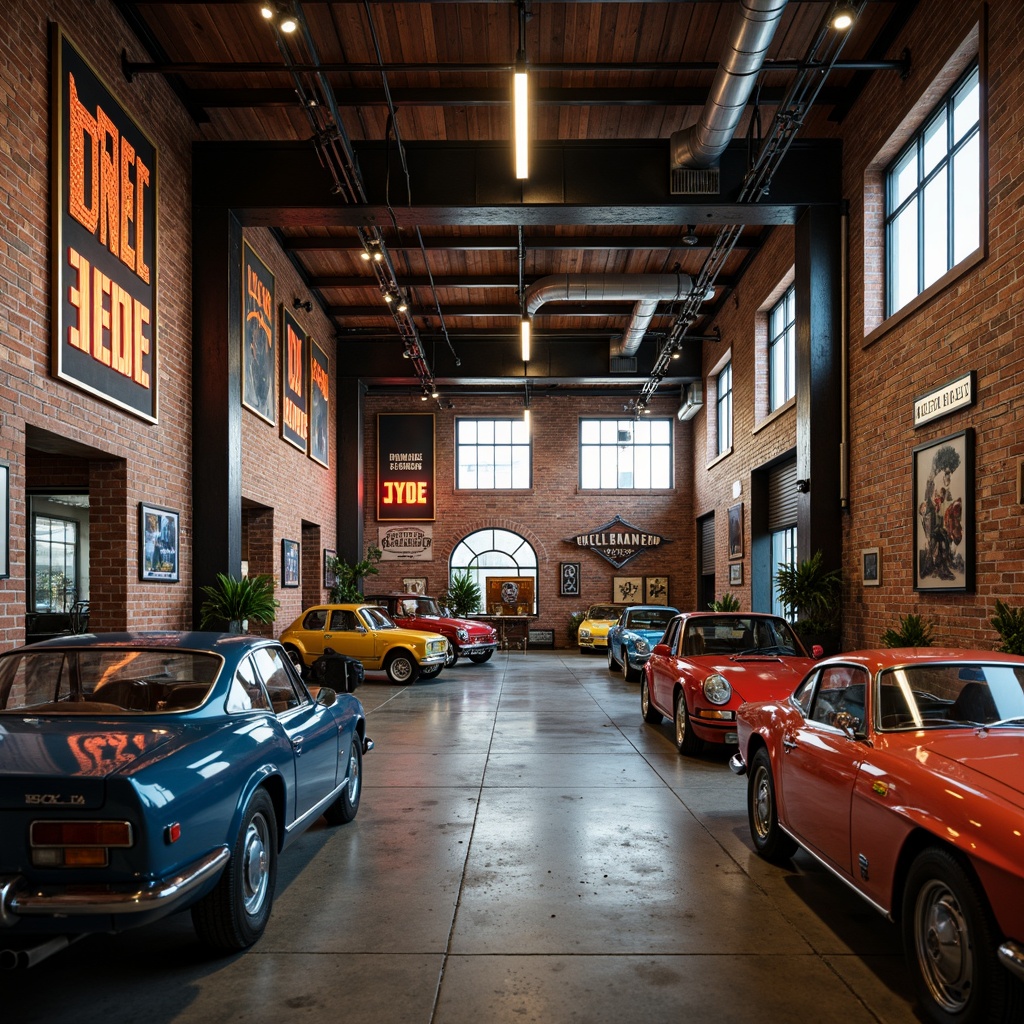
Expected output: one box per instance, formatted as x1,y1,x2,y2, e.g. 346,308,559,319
830,4,856,31
513,0,529,179
520,317,531,362
259,3,297,33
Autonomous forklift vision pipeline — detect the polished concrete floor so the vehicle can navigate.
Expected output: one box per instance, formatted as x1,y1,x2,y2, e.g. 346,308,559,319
4,650,922,1023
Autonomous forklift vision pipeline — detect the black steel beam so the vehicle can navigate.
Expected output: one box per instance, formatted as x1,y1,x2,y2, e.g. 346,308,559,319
285,232,760,252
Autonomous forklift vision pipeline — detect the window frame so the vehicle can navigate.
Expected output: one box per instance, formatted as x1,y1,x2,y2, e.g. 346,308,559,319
578,417,674,491
455,416,532,490
768,285,796,413
716,362,733,456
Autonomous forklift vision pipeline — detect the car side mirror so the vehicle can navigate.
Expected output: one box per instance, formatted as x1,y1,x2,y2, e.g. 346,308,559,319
315,686,337,708
832,711,861,738
652,642,671,656
811,644,824,659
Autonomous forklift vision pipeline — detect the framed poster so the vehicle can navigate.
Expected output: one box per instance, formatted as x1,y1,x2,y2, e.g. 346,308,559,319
242,241,276,425
403,577,428,595
377,413,435,521
282,538,300,588
139,503,179,582
644,576,669,605
862,547,880,586
485,577,534,615
309,338,330,467
728,503,743,559
729,563,743,586
913,429,973,592
560,562,580,596
323,548,337,589
280,307,308,451
612,576,642,604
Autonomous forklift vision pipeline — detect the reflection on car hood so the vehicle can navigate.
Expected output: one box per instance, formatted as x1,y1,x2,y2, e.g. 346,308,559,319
410,615,495,637
921,732,1024,797
700,657,815,702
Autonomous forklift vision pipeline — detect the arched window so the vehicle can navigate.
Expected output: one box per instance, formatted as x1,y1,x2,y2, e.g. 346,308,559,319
449,529,538,613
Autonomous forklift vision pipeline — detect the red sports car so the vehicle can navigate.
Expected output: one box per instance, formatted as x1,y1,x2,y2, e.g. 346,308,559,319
640,612,817,755
730,647,1024,1024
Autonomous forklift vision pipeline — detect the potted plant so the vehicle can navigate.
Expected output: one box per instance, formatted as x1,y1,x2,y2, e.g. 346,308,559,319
325,546,382,603
774,550,842,654
881,613,935,648
708,593,741,611
199,573,279,633
991,599,1024,654
444,570,481,617
567,610,586,645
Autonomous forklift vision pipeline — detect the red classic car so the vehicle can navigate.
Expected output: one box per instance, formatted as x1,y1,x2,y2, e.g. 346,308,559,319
730,648,1024,1024
641,612,817,755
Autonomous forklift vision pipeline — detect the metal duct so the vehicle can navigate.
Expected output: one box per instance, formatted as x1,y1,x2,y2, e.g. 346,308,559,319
670,0,788,169
524,274,695,357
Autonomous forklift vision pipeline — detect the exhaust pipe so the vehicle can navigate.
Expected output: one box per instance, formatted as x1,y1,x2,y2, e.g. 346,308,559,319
0,934,83,970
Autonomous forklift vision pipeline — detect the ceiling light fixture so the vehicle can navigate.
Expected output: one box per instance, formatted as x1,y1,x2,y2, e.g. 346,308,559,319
260,3,297,34
520,317,531,362
513,0,529,179
682,225,699,246
830,3,856,31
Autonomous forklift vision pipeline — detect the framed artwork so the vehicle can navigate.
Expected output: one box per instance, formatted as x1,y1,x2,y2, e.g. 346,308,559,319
403,577,428,595
913,428,973,592
323,548,337,589
281,538,300,588
560,562,580,596
612,576,642,604
309,338,330,467
729,563,743,586
644,576,669,605
242,241,276,425
0,463,9,579
280,307,309,452
728,502,743,559
862,547,880,586
139,503,179,582
485,577,534,615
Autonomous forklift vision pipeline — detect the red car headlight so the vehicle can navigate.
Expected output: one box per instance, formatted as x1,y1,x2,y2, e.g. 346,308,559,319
702,673,732,705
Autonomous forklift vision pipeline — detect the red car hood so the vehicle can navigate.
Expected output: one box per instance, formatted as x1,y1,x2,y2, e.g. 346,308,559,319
409,614,495,638
699,655,815,703
920,731,1024,798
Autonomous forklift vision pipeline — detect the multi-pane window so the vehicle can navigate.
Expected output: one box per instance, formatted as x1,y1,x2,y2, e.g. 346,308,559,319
456,418,531,489
716,362,733,455
579,418,672,489
449,528,538,614
769,286,796,411
33,515,78,612
886,63,979,316
771,526,797,618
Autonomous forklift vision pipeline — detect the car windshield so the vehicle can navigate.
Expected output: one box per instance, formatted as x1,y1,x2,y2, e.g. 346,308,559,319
587,606,621,620
0,648,221,714
876,663,1024,730
625,609,676,631
359,606,397,630
400,597,443,617
682,617,804,657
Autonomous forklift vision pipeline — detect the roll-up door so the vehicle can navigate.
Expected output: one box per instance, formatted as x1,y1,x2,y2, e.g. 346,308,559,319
768,460,798,530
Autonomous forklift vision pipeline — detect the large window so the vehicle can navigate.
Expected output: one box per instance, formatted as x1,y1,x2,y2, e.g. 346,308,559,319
456,418,531,489
579,418,672,489
768,285,796,411
886,63,979,316
33,514,78,612
716,362,733,455
449,528,538,613
771,526,797,618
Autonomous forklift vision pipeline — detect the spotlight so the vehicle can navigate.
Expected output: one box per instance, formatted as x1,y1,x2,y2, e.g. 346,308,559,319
431,388,439,399
681,225,699,246
383,292,394,305
360,250,371,262
397,296,409,313
830,3,856,30
293,297,312,312
420,393,429,402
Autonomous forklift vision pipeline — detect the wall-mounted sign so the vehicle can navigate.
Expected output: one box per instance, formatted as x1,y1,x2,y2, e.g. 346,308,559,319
566,515,670,569
242,241,276,424
560,562,580,596
377,413,435,521
280,308,308,451
378,525,434,561
914,371,975,428
309,338,330,467
52,27,158,422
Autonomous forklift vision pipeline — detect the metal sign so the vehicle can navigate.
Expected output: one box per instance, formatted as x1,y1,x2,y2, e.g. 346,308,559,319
566,515,670,569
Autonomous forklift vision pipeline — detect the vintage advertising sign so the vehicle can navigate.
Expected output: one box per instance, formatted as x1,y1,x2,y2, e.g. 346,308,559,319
280,308,308,452
378,525,434,561
377,414,436,521
566,515,670,569
309,338,330,467
242,242,276,424
913,371,975,428
52,27,158,422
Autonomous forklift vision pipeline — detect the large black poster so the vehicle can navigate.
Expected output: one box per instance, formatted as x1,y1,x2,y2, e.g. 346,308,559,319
377,414,435,521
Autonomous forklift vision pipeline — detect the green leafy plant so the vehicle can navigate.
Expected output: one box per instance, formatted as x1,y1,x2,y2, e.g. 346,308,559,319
708,593,741,612
199,573,279,633
567,610,587,644
774,550,842,633
880,613,935,648
326,546,382,603
991,599,1024,655
444,570,481,616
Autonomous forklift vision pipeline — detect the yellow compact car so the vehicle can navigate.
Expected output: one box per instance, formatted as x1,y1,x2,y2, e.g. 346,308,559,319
280,603,449,684
577,604,625,654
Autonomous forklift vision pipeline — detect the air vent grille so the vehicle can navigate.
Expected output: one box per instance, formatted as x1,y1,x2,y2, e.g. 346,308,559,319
670,168,720,195
609,355,637,373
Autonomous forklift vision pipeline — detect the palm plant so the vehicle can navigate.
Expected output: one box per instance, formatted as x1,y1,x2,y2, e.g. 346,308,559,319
199,573,279,632
444,570,481,616
708,593,741,611
325,546,382,603
880,613,935,648
774,550,842,633
991,599,1024,655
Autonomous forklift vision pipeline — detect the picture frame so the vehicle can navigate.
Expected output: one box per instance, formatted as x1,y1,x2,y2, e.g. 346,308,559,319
241,241,276,425
403,577,428,595
644,576,669,605
309,337,330,468
913,428,974,592
139,503,179,583
323,548,337,589
728,502,743,559
0,463,9,579
862,547,880,586
729,563,743,586
560,562,580,596
612,576,642,604
280,307,309,452
281,538,300,588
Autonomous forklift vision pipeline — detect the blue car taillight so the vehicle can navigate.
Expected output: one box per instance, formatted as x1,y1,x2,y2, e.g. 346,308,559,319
30,820,134,868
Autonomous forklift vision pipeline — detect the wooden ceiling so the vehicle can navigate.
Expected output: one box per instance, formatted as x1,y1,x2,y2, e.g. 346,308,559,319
117,1,913,399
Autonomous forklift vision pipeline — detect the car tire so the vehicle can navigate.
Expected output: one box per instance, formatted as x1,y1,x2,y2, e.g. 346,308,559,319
607,644,620,671
284,645,304,671
384,650,419,684
674,692,703,756
623,657,640,683
445,645,459,668
192,788,278,952
747,747,798,863
902,846,1023,1024
418,664,443,679
323,739,362,826
641,676,662,724
469,650,493,664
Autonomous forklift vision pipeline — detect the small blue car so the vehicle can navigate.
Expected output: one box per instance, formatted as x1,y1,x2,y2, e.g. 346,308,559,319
606,605,679,681
0,631,371,966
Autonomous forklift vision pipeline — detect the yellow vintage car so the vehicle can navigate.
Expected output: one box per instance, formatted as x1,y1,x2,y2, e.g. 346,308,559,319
280,603,448,684
577,604,625,654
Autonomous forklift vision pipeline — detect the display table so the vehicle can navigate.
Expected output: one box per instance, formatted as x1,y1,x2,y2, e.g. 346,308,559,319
475,615,531,652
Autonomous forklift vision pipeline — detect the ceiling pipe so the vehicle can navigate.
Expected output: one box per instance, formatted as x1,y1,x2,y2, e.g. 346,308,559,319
524,274,697,357
670,0,789,169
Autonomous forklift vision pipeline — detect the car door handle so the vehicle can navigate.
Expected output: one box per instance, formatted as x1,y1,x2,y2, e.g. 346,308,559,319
292,735,304,754
782,737,797,752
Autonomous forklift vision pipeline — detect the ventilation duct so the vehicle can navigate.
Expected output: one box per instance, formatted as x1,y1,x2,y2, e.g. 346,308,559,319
670,0,788,170
678,381,704,421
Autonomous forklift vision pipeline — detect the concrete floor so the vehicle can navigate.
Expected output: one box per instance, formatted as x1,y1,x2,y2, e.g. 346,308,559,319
3,650,922,1023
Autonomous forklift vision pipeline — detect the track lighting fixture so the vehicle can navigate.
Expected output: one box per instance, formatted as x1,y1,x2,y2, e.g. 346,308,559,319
259,3,297,34
681,225,699,246
293,297,312,313
830,3,856,31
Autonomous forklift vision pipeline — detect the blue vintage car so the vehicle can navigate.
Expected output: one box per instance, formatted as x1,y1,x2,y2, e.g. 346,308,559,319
606,605,679,681
0,631,371,967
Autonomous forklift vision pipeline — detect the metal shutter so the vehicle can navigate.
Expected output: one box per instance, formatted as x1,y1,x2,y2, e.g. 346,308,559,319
700,515,715,574
768,460,798,530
